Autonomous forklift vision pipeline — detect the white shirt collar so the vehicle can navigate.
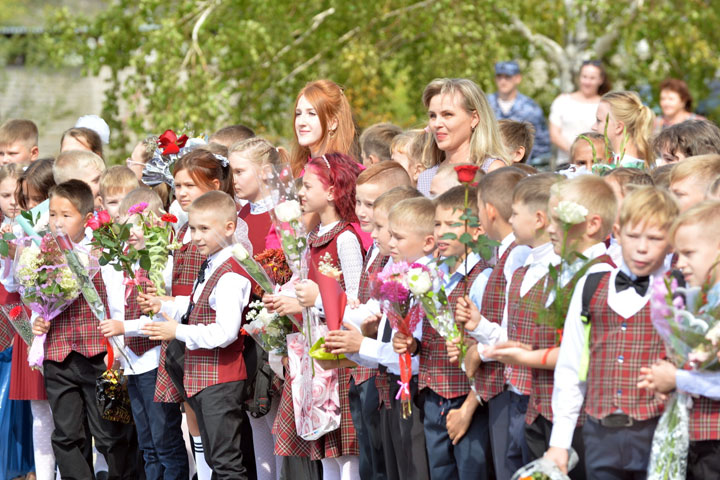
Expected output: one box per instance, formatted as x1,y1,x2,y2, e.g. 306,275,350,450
523,242,558,268
318,220,340,235
249,196,274,215
498,232,516,259
206,246,233,275
439,251,482,279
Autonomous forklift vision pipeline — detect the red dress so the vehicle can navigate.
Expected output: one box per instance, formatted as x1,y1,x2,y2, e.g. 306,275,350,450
238,203,275,254
2,285,46,401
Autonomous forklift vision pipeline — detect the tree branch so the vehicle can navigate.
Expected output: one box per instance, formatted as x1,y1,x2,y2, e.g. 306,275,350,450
181,0,222,71
260,7,336,69
592,0,643,57
494,5,565,66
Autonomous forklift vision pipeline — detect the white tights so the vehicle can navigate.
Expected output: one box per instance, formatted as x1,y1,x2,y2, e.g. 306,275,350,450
320,455,359,480
30,400,57,480
247,398,282,480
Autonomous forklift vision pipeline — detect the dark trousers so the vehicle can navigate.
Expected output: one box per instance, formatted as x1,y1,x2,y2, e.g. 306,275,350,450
348,375,387,480
688,439,720,480
582,415,658,480
127,368,189,480
422,388,491,480
380,374,429,480
524,414,587,480
187,380,248,480
44,352,138,480
488,390,531,480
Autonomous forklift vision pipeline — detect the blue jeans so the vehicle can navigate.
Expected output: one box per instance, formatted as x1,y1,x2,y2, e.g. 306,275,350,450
422,389,491,480
127,368,189,480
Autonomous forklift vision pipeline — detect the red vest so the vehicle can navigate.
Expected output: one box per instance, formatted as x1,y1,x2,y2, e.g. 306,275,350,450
172,223,206,296
238,204,274,255
584,273,665,420
124,268,161,357
183,257,253,397
690,395,720,441
419,259,489,399
45,272,110,363
308,221,364,291
352,247,389,385
475,242,517,402
505,265,540,395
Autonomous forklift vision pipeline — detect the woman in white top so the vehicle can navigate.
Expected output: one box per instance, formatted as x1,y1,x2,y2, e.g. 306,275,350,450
416,78,510,196
549,60,611,165
591,91,655,170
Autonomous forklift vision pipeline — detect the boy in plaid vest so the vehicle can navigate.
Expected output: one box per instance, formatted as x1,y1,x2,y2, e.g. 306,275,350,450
322,164,414,479
639,201,720,480
397,185,493,479
143,191,253,479
457,167,531,479
99,188,188,479
546,186,679,479
32,180,138,479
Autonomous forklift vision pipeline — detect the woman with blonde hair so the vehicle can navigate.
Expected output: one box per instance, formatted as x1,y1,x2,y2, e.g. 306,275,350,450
290,79,357,177
416,78,509,196
591,90,655,169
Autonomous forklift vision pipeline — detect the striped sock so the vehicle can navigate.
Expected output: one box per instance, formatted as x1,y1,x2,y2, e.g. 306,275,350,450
192,436,213,480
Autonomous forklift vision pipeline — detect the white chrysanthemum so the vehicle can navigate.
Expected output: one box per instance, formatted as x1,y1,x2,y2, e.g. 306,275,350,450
274,200,302,223
705,322,720,346
554,200,589,225
408,268,432,296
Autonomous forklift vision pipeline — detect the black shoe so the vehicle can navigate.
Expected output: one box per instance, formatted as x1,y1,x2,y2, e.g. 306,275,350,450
96,472,109,480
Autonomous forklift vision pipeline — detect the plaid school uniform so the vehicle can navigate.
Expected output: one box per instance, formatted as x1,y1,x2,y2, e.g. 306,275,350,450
504,265,540,396
353,248,389,387
183,257,251,398
474,242,517,402
584,273,665,421
154,223,206,403
44,272,110,363
308,221,363,459
123,268,160,357
690,396,720,442
418,259,489,399
525,254,615,425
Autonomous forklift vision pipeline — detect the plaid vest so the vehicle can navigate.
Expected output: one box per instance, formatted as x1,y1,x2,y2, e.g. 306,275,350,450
308,221,364,290
419,259,489,399
124,268,161,357
172,223,206,296
45,272,110,363
183,257,252,397
585,273,665,421
475,242,516,401
526,254,614,424
505,265,539,395
690,395,720,441
352,246,390,385
239,204,273,254
0,285,20,351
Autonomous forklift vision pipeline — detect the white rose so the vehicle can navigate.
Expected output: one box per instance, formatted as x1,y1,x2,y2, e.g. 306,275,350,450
408,268,432,296
274,200,303,223
705,322,720,346
232,243,249,261
554,200,589,225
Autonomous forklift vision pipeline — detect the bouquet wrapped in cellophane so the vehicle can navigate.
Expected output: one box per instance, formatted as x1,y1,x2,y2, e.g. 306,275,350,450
646,275,720,480
242,300,293,356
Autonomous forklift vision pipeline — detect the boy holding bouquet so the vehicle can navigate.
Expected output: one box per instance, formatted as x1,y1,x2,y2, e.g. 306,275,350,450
98,188,189,479
142,190,254,479
639,200,720,479
546,186,679,478
31,180,137,479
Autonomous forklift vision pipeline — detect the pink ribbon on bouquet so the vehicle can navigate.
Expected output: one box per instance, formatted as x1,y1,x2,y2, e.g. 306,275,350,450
395,380,410,400
123,274,150,304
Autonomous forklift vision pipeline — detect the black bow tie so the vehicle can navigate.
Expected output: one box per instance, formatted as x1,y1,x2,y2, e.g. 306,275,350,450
197,259,210,284
615,271,650,296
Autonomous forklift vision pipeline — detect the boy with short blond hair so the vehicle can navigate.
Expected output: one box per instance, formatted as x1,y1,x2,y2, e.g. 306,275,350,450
99,165,141,220
499,119,535,164
639,200,720,479
669,154,720,212
54,149,107,210
390,130,425,185
142,190,255,478
0,118,39,164
546,186,679,478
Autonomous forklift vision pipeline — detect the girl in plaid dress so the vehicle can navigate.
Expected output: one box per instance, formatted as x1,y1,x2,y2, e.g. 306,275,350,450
269,154,364,480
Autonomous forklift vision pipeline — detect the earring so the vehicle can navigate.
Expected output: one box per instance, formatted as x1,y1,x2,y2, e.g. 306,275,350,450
329,129,337,138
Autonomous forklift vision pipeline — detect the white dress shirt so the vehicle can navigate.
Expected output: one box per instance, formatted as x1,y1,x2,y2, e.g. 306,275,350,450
161,246,251,351
549,259,663,449
520,242,560,297
676,371,720,401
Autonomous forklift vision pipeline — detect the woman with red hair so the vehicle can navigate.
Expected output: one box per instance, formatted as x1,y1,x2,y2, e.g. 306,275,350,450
290,79,358,177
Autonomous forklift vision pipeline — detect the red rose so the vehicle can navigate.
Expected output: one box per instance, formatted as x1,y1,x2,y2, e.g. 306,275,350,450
161,213,178,223
454,165,480,184
158,129,189,156
86,216,101,231
97,210,112,225
8,306,22,320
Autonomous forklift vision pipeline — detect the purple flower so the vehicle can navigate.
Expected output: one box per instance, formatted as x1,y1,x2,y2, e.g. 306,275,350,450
128,202,148,215
379,281,409,303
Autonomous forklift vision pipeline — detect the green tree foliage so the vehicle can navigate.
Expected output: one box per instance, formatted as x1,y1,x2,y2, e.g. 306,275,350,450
26,0,720,159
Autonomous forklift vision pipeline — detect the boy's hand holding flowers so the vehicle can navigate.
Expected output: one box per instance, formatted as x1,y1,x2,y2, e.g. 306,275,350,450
138,292,162,315
32,316,50,336
324,321,364,355
295,279,319,307
142,313,179,341
392,331,416,355
637,359,677,394
455,296,481,331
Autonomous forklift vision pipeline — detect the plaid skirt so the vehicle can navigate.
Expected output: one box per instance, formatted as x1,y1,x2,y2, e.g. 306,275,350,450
273,367,358,459
153,341,183,403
